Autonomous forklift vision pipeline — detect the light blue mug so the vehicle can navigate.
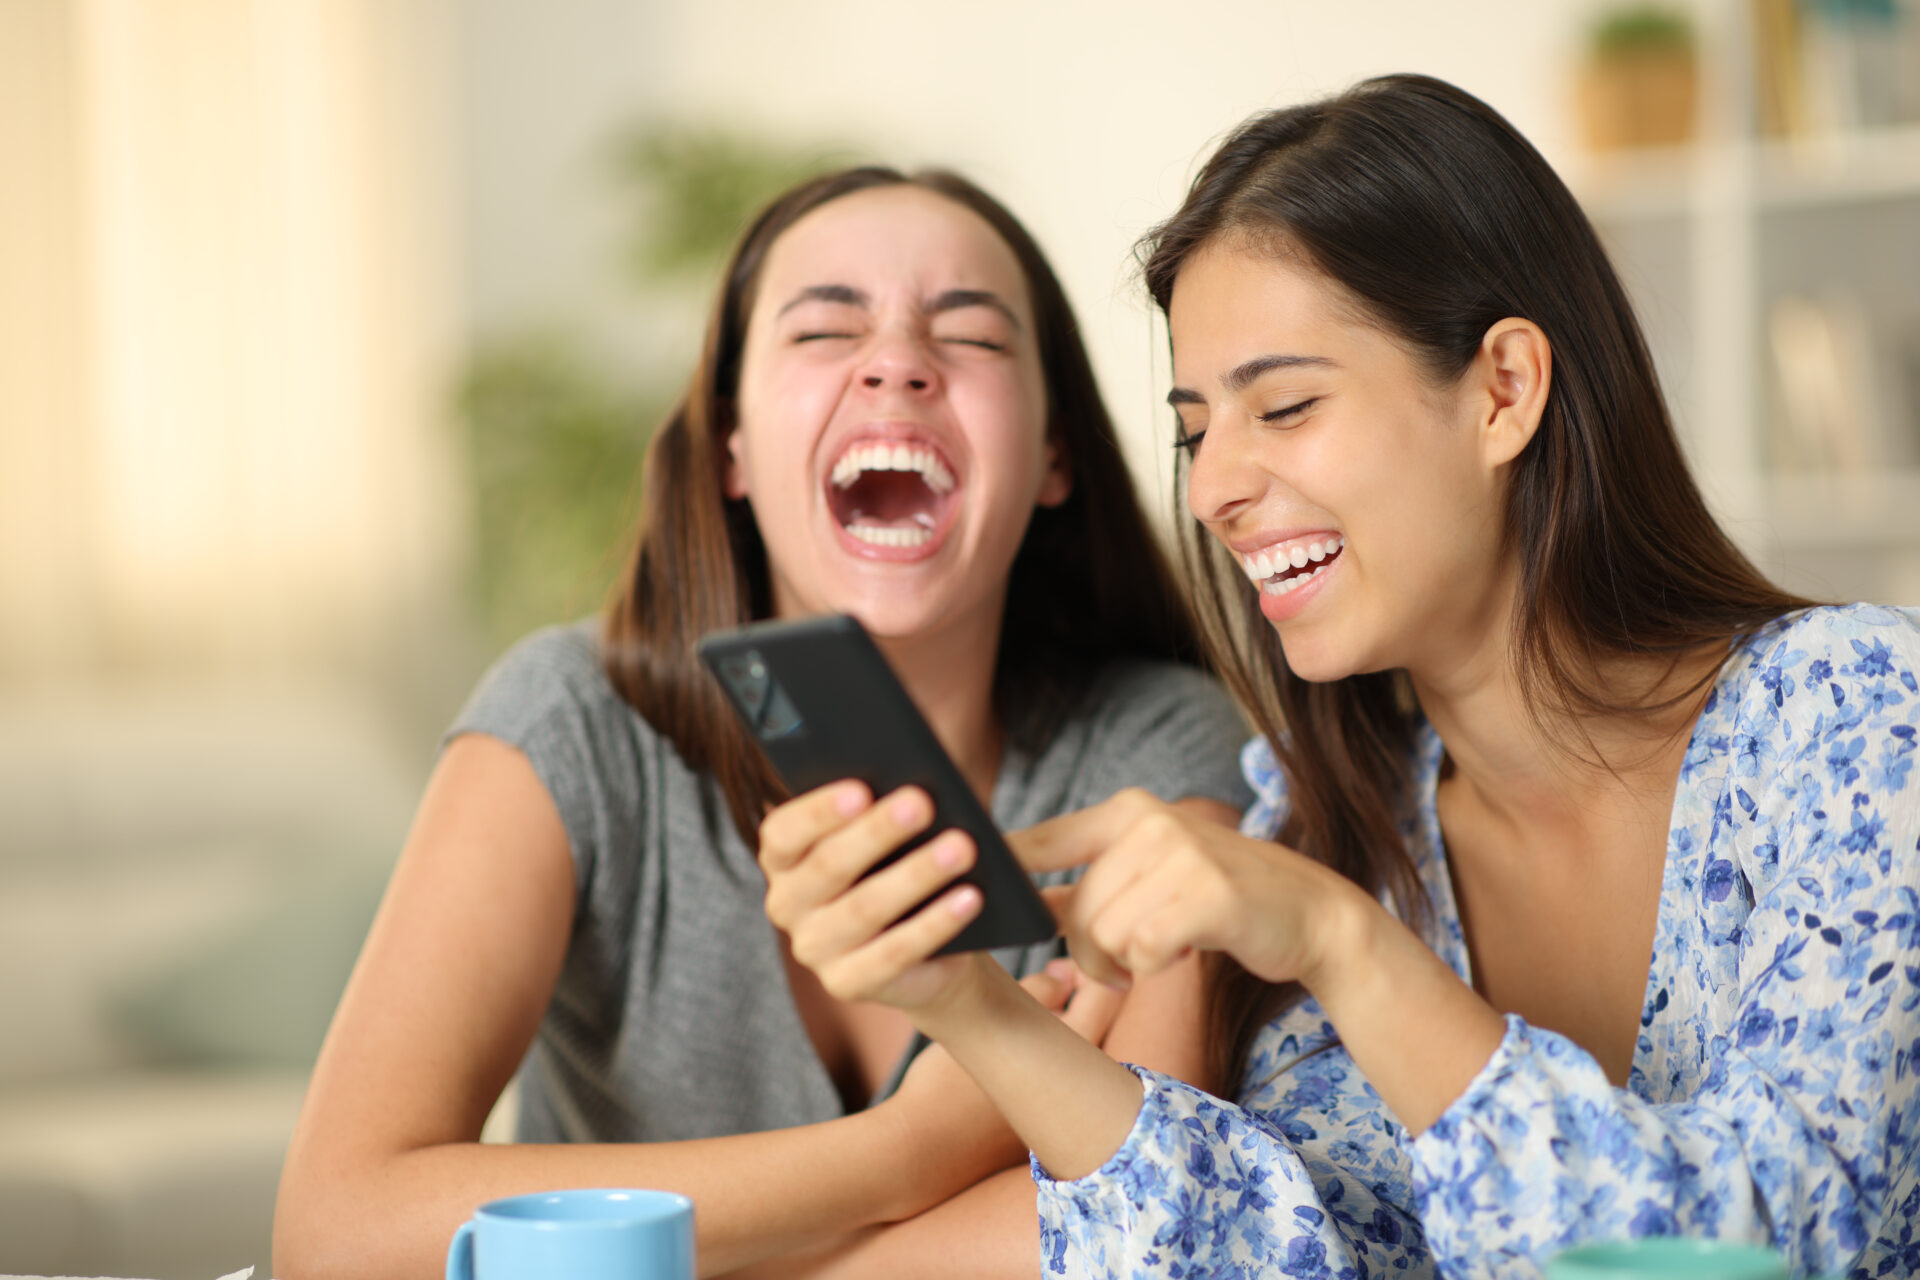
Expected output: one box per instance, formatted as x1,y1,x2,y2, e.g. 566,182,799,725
1546,1238,1789,1279
445,1187,695,1280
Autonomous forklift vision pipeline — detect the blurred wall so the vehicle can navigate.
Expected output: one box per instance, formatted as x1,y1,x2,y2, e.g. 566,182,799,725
456,0,1589,518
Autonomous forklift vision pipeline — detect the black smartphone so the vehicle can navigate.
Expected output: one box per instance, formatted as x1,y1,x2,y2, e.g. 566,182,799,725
697,614,1057,955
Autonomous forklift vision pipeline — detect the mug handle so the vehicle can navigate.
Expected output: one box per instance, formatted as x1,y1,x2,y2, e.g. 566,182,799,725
445,1219,475,1280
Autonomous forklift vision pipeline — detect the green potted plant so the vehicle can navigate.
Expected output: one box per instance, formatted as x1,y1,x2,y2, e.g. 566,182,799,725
1577,4,1699,150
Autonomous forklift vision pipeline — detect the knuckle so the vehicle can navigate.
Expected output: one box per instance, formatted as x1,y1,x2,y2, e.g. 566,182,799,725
818,964,861,1003
787,922,826,970
762,885,791,929
1088,914,1128,961
1138,809,1184,847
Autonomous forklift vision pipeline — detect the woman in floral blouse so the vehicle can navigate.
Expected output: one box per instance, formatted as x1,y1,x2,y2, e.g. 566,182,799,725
756,75,1920,1278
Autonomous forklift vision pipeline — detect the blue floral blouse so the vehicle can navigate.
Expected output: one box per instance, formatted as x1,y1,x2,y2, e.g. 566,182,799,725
1032,605,1920,1279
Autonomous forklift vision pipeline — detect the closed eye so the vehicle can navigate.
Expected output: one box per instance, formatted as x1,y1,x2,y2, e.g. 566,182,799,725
940,337,1006,351
1172,428,1205,457
1261,398,1318,424
795,332,858,343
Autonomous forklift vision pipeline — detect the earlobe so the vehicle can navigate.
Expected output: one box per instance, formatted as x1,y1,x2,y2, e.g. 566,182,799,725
722,427,750,500
1036,435,1073,508
1478,318,1551,468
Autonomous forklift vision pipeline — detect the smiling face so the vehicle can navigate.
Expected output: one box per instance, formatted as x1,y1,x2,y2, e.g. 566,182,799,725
1168,237,1518,685
725,185,1068,641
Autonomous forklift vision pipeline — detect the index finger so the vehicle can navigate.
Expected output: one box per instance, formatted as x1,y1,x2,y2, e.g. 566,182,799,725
757,780,874,873
1006,787,1164,875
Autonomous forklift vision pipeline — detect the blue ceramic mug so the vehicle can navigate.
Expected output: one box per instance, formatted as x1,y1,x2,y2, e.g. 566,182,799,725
1546,1238,1789,1279
445,1187,695,1280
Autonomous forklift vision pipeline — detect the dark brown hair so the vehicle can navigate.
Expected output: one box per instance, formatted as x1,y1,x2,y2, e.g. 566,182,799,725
1142,75,1813,1091
604,165,1205,846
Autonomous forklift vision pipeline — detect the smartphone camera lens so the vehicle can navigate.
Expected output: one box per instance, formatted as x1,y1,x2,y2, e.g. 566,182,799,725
719,650,804,739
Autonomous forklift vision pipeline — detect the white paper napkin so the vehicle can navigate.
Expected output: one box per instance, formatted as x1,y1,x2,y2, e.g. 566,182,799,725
0,1269,256,1280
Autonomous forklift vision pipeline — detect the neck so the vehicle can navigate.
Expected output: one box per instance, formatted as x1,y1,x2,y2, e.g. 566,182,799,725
871,599,1008,807
1409,611,1722,845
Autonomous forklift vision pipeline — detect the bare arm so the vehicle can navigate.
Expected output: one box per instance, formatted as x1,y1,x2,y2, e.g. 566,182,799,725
718,799,1235,1280
272,736,1023,1280
760,782,1505,1188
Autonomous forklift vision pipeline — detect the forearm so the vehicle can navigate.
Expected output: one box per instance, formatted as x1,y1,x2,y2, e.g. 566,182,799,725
717,1165,1043,1280
1303,891,1506,1135
275,1106,938,1280
914,959,1145,1181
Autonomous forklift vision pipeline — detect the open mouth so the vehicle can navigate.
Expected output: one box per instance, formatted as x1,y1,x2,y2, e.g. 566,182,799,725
826,439,957,550
1241,535,1345,596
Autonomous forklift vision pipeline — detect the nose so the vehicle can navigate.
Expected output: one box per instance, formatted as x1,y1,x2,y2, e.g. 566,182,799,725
855,329,940,397
1184,416,1264,528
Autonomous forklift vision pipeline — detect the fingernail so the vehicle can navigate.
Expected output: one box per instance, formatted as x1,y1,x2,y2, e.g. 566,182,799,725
947,886,982,917
834,786,867,816
891,791,923,824
932,836,967,870
1044,958,1075,982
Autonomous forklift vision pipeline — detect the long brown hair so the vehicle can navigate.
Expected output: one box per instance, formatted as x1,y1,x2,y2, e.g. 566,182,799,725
605,166,1205,846
1142,75,1814,1092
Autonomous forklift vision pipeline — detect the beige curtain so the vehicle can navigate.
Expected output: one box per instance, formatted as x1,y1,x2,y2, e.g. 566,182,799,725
0,0,461,678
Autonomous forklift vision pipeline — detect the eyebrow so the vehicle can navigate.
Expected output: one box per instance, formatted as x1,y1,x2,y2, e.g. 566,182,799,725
927,289,1022,331
777,284,867,316
1165,353,1337,405
774,284,1022,330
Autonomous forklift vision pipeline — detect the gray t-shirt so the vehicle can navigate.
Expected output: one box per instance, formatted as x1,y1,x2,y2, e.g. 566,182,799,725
448,622,1253,1144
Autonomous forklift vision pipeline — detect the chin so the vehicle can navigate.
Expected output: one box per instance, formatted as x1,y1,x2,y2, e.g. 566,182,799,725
1272,626,1369,686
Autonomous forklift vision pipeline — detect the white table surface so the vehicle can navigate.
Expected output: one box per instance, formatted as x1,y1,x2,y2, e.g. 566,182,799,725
1,1270,256,1280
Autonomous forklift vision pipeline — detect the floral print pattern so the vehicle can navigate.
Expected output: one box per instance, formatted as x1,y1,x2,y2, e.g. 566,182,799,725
1033,606,1920,1279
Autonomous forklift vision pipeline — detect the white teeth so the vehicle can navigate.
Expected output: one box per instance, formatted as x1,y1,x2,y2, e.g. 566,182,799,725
829,442,956,493
1261,562,1332,595
847,522,932,548
1242,536,1345,586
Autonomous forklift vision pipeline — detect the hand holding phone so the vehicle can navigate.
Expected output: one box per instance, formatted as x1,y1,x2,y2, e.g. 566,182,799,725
698,615,1056,955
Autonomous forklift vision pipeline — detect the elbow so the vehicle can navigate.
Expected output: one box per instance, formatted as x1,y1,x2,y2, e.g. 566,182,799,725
272,1182,348,1280
272,1159,381,1280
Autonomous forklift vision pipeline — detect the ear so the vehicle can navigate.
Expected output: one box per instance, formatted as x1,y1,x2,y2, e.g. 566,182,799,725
719,404,750,500
1035,432,1073,508
1471,318,1551,469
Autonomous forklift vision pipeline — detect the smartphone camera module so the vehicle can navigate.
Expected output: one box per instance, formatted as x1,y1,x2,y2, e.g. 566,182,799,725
716,650,805,739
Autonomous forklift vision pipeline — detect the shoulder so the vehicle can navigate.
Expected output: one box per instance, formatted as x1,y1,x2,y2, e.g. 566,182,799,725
1078,659,1245,734
1720,604,1920,739
1715,605,1920,882
1019,658,1254,815
448,619,644,752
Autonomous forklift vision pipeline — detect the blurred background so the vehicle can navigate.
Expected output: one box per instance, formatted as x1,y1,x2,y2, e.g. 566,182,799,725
2,0,1916,1275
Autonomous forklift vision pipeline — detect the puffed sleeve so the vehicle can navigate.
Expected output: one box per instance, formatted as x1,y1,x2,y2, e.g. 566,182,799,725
1033,1010,1431,1278
1410,606,1920,1278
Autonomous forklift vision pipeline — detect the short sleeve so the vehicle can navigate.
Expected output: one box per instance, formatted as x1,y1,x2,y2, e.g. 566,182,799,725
1070,663,1254,815
444,622,643,902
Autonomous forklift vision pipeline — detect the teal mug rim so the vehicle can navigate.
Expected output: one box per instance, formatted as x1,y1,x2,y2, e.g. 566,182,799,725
1547,1238,1788,1278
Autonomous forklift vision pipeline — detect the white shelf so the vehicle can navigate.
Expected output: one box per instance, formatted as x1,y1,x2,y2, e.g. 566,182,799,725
1576,123,1920,221
1755,123,1920,209
1571,0,1920,600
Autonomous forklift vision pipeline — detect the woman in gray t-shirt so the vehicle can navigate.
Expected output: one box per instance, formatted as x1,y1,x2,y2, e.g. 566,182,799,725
274,165,1252,1279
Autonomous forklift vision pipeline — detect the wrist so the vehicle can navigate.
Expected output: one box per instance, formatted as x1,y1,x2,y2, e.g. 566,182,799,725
860,1100,949,1222
909,952,1008,1042
1295,872,1390,1013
